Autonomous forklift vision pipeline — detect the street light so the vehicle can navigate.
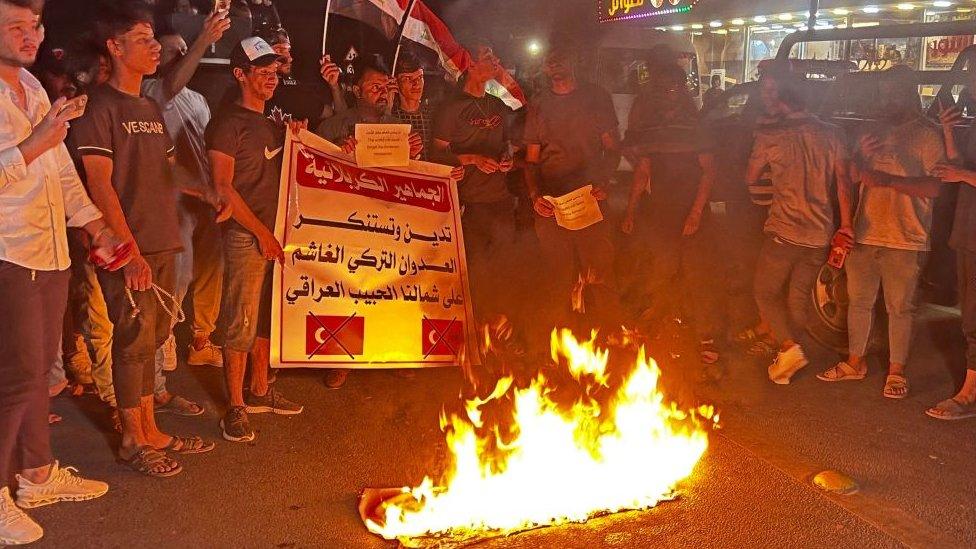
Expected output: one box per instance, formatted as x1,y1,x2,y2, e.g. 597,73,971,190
527,40,541,56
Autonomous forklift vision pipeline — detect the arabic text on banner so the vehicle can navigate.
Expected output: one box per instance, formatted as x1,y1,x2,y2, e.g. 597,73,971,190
271,129,475,369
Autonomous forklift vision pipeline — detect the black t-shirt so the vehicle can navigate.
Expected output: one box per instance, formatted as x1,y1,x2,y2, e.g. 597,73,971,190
73,84,181,255
266,77,332,129
432,91,511,204
523,83,618,196
205,103,284,234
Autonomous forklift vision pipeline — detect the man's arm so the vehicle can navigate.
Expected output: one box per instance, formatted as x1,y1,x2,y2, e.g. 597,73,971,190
319,55,347,116
599,130,621,184
431,138,500,173
161,12,230,102
209,150,282,261
681,152,715,236
81,155,152,289
861,169,942,198
621,156,650,235
834,156,854,233
1,97,73,187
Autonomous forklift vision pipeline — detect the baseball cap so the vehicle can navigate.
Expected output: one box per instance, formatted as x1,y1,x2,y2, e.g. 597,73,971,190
230,37,284,69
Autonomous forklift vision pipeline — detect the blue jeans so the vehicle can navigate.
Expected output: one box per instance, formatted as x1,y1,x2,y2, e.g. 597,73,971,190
220,230,273,353
753,236,826,344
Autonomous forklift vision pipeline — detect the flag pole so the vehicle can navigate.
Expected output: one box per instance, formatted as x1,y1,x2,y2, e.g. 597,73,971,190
321,0,333,56
391,0,419,74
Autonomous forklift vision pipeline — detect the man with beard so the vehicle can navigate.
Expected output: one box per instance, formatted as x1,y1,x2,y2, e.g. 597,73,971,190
0,0,116,542
140,14,230,412
207,36,304,442
817,66,945,399
524,43,622,329
316,54,423,158
258,25,345,129
313,54,423,390
74,1,216,477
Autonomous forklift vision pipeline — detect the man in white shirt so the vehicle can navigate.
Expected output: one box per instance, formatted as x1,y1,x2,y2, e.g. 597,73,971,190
0,0,117,544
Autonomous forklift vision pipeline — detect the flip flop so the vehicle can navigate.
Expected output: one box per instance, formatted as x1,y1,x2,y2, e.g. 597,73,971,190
161,435,215,455
817,361,867,382
155,395,205,417
926,398,976,420
119,446,182,478
883,374,910,399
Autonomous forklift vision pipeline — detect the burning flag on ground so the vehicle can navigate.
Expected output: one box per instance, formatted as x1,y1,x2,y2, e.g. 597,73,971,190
360,329,717,546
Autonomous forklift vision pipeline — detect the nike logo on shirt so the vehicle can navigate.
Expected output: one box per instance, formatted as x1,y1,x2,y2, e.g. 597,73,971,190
265,146,283,160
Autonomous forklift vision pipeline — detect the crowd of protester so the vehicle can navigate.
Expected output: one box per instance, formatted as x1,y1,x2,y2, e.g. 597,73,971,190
5,0,976,544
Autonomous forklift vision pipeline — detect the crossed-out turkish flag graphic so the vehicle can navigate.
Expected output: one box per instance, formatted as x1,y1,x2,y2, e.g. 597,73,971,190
422,318,463,357
305,314,365,356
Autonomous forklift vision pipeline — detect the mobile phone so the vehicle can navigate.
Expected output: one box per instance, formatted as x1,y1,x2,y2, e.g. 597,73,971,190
57,94,88,121
214,0,230,17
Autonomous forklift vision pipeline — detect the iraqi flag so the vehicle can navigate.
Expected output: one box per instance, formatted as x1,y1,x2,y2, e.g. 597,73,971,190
327,0,526,110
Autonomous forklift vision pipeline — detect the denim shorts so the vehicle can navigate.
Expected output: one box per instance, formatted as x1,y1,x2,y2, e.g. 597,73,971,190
221,230,273,352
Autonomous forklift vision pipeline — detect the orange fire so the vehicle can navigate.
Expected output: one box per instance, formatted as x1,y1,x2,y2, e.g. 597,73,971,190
366,329,716,541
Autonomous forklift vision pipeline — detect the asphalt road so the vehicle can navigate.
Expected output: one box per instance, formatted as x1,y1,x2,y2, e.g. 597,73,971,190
25,301,975,549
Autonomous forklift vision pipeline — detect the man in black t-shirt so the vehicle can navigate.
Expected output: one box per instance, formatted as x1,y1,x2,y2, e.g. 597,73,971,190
207,36,303,443
524,45,622,329
258,25,346,129
431,40,515,320
74,2,215,478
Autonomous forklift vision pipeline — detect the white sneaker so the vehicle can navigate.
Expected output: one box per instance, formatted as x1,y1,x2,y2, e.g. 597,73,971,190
0,487,42,545
187,340,223,368
15,462,108,509
155,334,177,372
767,344,809,385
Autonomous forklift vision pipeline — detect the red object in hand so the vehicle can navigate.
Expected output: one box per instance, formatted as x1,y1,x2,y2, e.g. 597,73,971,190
89,241,135,271
827,232,852,269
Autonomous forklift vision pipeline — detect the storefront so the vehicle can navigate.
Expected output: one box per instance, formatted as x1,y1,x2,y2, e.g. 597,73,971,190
597,1,976,87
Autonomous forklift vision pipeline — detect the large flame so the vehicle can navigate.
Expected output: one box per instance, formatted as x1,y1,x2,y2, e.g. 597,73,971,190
366,329,715,541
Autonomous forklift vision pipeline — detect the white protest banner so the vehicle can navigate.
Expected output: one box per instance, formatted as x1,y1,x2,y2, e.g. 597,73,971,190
271,129,475,369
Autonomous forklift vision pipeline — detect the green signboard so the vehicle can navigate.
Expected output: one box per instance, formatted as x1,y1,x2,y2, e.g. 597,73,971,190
598,0,701,23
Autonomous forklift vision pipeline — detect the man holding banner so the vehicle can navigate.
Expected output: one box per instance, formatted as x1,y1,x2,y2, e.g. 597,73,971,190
207,37,304,443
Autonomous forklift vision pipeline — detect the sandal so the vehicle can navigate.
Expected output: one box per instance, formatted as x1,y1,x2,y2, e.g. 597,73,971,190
119,446,182,477
883,374,909,399
699,340,720,365
747,339,777,358
817,361,866,382
161,435,215,455
734,328,766,343
925,398,976,420
156,395,205,417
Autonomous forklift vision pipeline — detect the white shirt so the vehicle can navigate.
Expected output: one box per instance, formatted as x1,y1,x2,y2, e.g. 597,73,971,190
0,69,102,271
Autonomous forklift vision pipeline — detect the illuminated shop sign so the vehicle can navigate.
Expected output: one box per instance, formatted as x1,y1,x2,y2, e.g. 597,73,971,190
598,0,701,23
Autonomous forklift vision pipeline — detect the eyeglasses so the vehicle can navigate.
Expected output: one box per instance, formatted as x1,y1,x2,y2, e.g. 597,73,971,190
362,83,387,95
